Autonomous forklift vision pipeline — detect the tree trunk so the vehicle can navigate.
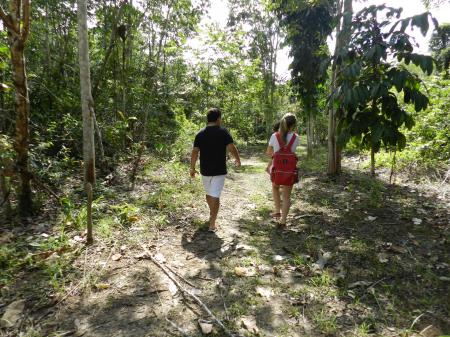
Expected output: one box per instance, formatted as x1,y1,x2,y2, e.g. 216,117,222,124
0,169,11,217
306,111,313,158
0,0,33,216
327,0,342,175
77,0,96,245
327,0,352,175
11,41,32,215
370,146,375,176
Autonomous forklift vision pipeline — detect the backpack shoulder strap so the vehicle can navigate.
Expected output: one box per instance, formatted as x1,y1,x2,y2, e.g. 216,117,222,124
275,132,286,148
287,133,297,150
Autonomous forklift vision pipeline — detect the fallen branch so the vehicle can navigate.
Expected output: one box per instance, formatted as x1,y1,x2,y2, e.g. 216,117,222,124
162,263,199,289
32,174,59,200
140,244,238,337
218,281,229,321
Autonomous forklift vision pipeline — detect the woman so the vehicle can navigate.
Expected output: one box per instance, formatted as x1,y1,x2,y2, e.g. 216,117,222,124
266,113,299,228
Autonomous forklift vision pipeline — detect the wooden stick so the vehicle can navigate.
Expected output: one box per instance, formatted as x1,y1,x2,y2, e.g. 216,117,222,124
162,263,199,289
140,244,238,337
218,282,230,321
31,175,60,200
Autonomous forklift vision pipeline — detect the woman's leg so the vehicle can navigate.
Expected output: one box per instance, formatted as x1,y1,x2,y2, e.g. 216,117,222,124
280,185,293,225
272,184,281,215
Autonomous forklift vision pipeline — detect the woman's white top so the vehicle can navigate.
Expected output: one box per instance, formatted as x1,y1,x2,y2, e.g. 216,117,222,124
268,132,299,153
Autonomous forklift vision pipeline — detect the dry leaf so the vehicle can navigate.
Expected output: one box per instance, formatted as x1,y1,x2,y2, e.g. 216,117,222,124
198,319,213,334
377,253,388,263
46,252,60,263
257,265,273,275
366,216,377,221
240,316,259,334
74,317,90,336
134,252,148,259
348,281,372,288
74,235,85,242
256,286,273,300
154,253,166,263
111,253,122,261
95,283,110,290
412,218,422,225
314,251,332,270
234,266,256,277
0,231,14,244
419,325,443,337
0,300,25,328
234,267,247,277
273,255,285,262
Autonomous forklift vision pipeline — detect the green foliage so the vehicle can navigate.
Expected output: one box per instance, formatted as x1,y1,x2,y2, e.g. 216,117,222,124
374,76,450,175
273,0,333,113
337,6,435,155
0,134,14,165
0,244,24,286
429,23,450,76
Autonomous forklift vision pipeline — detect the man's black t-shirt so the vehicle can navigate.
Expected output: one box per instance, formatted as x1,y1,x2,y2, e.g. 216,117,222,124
194,125,234,176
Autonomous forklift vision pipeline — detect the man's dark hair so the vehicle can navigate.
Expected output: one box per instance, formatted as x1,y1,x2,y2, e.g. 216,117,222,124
207,108,221,123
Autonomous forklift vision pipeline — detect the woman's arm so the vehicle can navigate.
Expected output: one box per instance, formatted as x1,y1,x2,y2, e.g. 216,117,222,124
266,145,274,174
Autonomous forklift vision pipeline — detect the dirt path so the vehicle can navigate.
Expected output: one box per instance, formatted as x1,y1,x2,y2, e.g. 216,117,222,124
53,152,283,337
9,147,448,337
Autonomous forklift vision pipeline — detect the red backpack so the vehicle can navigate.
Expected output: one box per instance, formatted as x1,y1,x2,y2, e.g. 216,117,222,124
271,132,298,186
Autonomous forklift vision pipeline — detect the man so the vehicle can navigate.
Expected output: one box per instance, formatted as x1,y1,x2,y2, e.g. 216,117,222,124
190,108,241,231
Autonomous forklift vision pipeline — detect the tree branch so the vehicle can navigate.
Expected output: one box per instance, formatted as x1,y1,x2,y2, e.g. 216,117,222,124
21,0,30,41
0,4,16,32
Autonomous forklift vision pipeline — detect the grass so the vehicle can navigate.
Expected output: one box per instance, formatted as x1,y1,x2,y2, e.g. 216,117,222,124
2,141,449,336
308,271,334,288
311,308,338,335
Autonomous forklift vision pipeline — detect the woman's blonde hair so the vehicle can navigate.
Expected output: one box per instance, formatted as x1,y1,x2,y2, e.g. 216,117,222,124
279,113,297,143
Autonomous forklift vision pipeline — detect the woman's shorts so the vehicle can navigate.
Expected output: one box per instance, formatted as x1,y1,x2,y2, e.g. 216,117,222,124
201,175,226,198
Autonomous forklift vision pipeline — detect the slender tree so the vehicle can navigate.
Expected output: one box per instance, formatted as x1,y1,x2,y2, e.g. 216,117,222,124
0,0,32,215
328,0,352,175
77,0,96,244
273,0,333,158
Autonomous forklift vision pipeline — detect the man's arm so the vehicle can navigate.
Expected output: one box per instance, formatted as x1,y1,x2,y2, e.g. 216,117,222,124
227,143,241,168
190,147,200,177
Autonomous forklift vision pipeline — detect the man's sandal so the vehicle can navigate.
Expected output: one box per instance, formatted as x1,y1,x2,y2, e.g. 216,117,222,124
276,222,287,230
270,212,281,218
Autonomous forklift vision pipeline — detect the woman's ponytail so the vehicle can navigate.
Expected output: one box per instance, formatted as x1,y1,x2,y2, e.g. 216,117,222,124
278,113,297,143
279,118,289,143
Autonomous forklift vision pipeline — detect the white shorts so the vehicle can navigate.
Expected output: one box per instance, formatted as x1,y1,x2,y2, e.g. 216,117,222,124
201,175,226,198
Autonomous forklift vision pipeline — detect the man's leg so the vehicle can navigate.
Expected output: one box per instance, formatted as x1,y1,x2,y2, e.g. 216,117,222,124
272,184,281,215
206,195,220,229
280,185,293,225
205,195,213,221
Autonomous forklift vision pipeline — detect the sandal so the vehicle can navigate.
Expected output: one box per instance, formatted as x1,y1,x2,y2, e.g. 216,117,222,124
270,212,281,218
276,222,287,230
